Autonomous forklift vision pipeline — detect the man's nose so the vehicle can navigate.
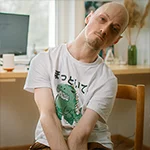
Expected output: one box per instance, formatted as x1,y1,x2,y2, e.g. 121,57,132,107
100,25,109,38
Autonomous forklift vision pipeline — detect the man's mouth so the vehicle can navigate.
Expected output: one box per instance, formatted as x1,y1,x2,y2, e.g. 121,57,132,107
94,32,104,41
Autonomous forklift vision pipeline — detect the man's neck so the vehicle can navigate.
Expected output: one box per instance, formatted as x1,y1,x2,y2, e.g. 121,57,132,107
67,33,100,63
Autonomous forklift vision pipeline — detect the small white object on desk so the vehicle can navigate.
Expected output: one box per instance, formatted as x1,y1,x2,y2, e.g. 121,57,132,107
2,54,15,72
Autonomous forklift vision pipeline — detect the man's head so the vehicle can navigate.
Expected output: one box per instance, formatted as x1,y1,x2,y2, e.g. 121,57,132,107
84,2,129,51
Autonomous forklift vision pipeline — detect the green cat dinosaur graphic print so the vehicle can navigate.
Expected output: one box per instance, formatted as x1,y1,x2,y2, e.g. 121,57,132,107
55,84,82,125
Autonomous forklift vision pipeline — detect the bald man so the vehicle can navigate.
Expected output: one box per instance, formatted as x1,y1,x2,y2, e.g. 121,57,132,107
24,2,129,150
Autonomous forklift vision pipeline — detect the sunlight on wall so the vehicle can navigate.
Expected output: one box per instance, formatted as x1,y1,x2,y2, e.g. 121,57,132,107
49,0,55,48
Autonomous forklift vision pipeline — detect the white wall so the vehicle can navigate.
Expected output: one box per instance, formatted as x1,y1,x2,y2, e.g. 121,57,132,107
55,0,85,45
114,1,150,65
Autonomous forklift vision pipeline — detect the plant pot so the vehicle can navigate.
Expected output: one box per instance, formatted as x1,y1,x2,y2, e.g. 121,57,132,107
128,45,137,65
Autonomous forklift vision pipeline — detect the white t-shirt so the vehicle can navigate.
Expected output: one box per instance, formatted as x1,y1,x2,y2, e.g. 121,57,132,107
24,44,117,150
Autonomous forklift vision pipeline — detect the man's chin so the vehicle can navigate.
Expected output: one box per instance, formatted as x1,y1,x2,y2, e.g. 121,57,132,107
85,37,103,50
88,42,101,51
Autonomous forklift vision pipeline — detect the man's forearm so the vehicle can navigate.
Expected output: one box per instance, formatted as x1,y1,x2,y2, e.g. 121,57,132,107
69,121,90,142
40,113,69,150
67,109,99,150
67,132,88,150
67,118,89,150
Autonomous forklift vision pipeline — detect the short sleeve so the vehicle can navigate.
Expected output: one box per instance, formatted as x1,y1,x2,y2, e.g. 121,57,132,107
24,52,51,93
87,78,118,123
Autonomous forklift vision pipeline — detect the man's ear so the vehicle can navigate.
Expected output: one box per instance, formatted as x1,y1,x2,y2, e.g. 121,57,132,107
85,11,94,25
113,36,122,44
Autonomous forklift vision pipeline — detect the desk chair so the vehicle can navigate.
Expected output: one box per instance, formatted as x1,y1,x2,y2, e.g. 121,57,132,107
112,84,145,150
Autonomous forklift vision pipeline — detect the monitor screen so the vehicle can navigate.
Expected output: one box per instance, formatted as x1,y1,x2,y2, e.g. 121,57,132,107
0,12,29,57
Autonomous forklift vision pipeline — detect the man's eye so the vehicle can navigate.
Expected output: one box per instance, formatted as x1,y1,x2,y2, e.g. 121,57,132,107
100,17,105,21
112,27,119,33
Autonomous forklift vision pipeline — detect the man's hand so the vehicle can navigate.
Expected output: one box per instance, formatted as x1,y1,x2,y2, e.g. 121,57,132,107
67,108,100,150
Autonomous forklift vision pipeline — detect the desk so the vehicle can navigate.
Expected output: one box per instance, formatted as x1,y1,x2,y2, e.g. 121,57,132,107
0,66,28,79
0,65,150,80
107,64,150,75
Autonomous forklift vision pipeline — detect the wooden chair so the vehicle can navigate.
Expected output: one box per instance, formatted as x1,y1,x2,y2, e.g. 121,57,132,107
112,84,145,150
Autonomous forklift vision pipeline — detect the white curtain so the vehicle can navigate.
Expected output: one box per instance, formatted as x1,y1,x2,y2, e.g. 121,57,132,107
55,0,85,46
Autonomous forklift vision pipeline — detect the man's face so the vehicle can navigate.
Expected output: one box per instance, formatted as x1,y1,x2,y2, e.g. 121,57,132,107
84,3,128,51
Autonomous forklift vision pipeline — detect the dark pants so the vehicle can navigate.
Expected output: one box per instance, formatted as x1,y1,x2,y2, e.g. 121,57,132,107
29,142,110,150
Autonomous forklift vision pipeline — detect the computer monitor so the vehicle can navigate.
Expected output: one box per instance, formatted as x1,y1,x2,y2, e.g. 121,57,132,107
0,12,29,58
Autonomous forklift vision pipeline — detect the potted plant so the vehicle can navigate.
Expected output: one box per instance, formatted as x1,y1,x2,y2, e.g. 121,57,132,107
124,0,150,65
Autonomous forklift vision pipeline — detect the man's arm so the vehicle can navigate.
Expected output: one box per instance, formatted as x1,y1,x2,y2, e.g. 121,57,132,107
34,88,69,150
67,108,103,150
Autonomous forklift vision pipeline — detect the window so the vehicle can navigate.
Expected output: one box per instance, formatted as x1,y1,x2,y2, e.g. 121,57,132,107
0,0,55,57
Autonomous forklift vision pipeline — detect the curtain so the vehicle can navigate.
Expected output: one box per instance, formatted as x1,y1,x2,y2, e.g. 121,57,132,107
55,0,85,46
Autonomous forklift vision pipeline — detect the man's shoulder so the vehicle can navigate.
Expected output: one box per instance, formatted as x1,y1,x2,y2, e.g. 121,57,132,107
99,62,114,74
97,62,117,81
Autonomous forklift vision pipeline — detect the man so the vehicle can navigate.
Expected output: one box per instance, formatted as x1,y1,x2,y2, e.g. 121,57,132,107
24,2,129,150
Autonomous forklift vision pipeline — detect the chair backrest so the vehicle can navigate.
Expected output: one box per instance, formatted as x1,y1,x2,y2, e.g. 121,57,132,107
116,84,145,150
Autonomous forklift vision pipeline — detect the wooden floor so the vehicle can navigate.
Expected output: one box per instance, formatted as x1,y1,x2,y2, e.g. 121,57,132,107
0,135,150,150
